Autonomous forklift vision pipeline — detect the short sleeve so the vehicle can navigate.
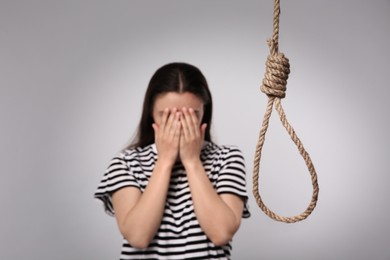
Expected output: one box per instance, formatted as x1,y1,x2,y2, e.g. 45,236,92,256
216,146,251,218
94,154,140,216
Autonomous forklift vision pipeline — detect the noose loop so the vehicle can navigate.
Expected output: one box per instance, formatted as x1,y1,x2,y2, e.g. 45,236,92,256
253,0,319,223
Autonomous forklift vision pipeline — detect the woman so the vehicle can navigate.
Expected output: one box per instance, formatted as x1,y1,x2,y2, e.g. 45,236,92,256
94,62,250,259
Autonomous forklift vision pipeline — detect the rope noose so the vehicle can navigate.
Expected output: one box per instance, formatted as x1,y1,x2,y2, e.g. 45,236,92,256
253,0,319,223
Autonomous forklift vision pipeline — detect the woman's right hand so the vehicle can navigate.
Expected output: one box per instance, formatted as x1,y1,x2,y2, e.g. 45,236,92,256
152,108,182,167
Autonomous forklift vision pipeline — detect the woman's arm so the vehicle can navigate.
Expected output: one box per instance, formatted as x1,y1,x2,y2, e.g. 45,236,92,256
112,160,173,249
179,107,244,246
185,160,244,246
112,108,181,249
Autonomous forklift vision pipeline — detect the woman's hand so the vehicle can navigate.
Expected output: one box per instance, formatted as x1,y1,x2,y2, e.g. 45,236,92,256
179,107,207,166
152,108,182,167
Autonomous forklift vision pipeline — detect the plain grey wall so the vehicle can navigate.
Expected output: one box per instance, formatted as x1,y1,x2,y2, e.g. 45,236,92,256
1,0,389,259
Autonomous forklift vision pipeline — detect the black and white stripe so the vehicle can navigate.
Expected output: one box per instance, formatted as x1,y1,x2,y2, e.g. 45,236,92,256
95,141,250,260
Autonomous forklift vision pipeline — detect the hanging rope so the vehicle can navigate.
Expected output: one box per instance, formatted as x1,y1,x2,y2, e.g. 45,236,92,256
253,0,319,223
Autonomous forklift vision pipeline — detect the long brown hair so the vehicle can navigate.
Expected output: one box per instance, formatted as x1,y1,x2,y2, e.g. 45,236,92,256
128,62,213,149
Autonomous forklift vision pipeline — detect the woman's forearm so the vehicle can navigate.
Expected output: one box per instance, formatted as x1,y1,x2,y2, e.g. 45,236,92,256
184,159,242,246
114,160,172,249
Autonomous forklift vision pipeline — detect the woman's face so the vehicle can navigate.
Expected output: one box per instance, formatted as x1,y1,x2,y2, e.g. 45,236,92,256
152,92,204,126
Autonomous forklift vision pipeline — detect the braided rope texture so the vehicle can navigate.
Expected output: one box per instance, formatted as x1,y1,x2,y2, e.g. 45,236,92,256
253,0,319,223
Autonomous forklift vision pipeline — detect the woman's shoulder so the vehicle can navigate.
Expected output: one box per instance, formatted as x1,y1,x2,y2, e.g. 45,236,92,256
203,141,243,156
116,143,157,161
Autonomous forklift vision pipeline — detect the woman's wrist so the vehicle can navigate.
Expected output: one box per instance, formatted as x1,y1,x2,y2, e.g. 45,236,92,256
154,158,175,173
182,157,203,173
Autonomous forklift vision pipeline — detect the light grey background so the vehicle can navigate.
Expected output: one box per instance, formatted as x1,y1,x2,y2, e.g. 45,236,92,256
1,0,389,259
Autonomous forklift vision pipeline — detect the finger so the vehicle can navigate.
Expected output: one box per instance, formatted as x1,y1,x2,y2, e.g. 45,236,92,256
152,123,159,133
172,112,182,143
200,123,207,140
152,123,158,140
175,112,182,137
188,108,200,138
180,107,190,139
165,107,177,134
160,107,170,132
188,108,200,127
169,111,181,138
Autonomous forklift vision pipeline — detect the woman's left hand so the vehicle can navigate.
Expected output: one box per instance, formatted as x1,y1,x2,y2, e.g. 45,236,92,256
179,107,207,166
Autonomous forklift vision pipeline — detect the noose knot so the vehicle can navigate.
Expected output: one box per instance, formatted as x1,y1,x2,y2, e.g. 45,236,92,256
261,47,290,99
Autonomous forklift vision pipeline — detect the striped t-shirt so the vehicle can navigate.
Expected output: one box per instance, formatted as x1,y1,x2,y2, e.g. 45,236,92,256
94,141,250,260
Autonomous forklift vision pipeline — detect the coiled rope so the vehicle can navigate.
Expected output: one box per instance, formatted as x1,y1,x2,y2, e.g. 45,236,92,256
253,0,319,223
